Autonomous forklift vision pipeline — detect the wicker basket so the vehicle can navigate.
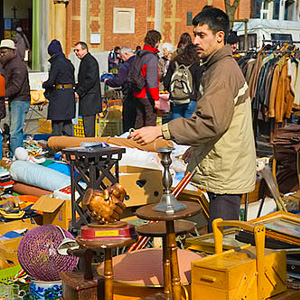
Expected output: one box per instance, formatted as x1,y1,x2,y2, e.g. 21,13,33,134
98,118,123,137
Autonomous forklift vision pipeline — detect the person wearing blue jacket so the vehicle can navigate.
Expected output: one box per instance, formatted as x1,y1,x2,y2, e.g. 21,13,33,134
105,46,135,132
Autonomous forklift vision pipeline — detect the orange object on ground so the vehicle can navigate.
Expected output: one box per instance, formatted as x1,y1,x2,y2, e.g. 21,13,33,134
0,75,5,97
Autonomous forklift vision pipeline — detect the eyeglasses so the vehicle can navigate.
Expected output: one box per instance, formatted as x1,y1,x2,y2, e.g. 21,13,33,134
73,49,80,53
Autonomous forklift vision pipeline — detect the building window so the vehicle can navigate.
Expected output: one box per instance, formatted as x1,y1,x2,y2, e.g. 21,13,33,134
285,0,296,20
273,0,280,20
187,12,193,26
254,0,263,18
254,0,276,19
113,8,135,34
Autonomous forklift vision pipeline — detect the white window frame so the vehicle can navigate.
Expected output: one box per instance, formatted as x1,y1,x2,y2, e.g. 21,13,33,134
260,0,274,19
113,7,135,34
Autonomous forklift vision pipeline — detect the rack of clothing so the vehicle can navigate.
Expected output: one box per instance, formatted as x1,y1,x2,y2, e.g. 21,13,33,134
236,45,300,142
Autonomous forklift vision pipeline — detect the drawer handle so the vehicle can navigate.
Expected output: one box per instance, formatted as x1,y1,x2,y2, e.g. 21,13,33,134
200,276,216,283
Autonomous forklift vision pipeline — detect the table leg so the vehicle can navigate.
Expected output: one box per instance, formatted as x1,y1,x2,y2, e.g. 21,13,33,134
104,248,113,300
162,237,172,295
166,220,181,300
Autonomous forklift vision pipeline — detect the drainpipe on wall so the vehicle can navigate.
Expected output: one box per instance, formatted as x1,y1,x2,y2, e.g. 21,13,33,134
155,0,162,32
32,0,40,70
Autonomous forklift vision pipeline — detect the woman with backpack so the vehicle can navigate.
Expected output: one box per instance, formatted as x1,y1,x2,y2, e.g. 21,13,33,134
164,42,202,119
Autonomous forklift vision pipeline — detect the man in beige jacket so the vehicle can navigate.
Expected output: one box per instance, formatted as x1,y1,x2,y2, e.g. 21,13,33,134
129,8,256,232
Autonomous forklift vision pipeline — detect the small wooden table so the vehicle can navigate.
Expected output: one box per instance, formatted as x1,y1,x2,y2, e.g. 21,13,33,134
75,237,136,300
136,201,201,300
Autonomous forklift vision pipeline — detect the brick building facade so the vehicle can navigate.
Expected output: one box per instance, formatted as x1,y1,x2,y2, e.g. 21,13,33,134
65,0,252,56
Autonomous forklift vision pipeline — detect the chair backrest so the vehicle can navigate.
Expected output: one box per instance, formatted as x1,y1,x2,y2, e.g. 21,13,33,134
261,165,287,211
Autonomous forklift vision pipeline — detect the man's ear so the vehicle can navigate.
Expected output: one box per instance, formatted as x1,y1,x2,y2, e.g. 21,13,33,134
216,31,225,43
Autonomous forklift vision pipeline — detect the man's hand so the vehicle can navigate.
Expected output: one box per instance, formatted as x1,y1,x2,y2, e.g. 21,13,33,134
128,126,162,145
75,92,79,102
154,101,160,110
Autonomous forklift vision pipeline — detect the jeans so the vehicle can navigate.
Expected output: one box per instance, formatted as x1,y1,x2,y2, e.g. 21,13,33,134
207,192,242,233
9,100,30,158
171,101,197,119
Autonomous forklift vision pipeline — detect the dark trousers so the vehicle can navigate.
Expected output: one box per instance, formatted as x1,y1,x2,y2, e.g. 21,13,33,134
134,97,156,129
83,115,96,137
123,96,136,133
207,192,242,233
51,120,73,136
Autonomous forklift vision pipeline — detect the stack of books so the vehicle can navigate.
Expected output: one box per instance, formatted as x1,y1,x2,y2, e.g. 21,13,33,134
0,168,14,193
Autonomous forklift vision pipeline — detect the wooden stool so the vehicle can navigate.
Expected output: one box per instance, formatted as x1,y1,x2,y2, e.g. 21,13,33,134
62,238,136,300
136,201,201,300
136,220,196,295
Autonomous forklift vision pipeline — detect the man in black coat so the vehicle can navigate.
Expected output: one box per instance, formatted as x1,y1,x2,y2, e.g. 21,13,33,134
104,46,135,133
42,39,75,136
74,41,102,137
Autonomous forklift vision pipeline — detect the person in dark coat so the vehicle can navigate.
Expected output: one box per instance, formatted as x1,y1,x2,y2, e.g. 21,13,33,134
42,39,75,136
74,41,102,137
104,46,135,133
0,39,30,158
14,27,30,61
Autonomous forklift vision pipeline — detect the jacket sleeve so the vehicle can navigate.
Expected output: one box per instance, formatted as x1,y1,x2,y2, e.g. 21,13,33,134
162,78,235,147
145,56,159,101
42,65,59,89
76,58,99,97
5,65,27,99
105,63,129,87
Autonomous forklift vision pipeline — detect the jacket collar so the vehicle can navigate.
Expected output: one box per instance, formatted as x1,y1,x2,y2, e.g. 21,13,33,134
49,52,64,63
143,44,159,54
202,44,232,69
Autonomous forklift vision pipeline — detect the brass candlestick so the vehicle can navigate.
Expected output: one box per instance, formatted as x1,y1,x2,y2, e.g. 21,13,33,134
153,147,186,214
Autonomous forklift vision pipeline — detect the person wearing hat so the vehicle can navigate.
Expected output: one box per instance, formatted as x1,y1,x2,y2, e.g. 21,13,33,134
0,39,30,158
42,39,75,136
227,30,239,53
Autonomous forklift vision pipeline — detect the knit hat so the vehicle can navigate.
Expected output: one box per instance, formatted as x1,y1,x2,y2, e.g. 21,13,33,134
48,39,62,56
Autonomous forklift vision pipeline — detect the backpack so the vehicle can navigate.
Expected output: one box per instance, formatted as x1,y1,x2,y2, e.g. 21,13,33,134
170,61,193,104
127,51,149,92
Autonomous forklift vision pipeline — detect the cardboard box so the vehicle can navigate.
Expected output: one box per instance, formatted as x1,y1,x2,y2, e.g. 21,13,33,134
105,166,163,207
38,118,52,134
32,195,71,229
0,219,39,266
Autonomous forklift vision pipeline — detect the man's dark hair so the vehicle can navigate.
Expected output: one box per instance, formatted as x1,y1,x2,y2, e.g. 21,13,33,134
201,5,214,11
75,41,89,51
144,30,162,48
192,8,230,43
114,46,121,52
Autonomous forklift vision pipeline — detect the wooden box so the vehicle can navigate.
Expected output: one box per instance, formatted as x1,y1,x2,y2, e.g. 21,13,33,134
192,219,287,300
192,247,286,300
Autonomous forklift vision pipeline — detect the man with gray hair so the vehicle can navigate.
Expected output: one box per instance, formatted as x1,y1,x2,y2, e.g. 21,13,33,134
159,42,174,91
105,46,135,132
